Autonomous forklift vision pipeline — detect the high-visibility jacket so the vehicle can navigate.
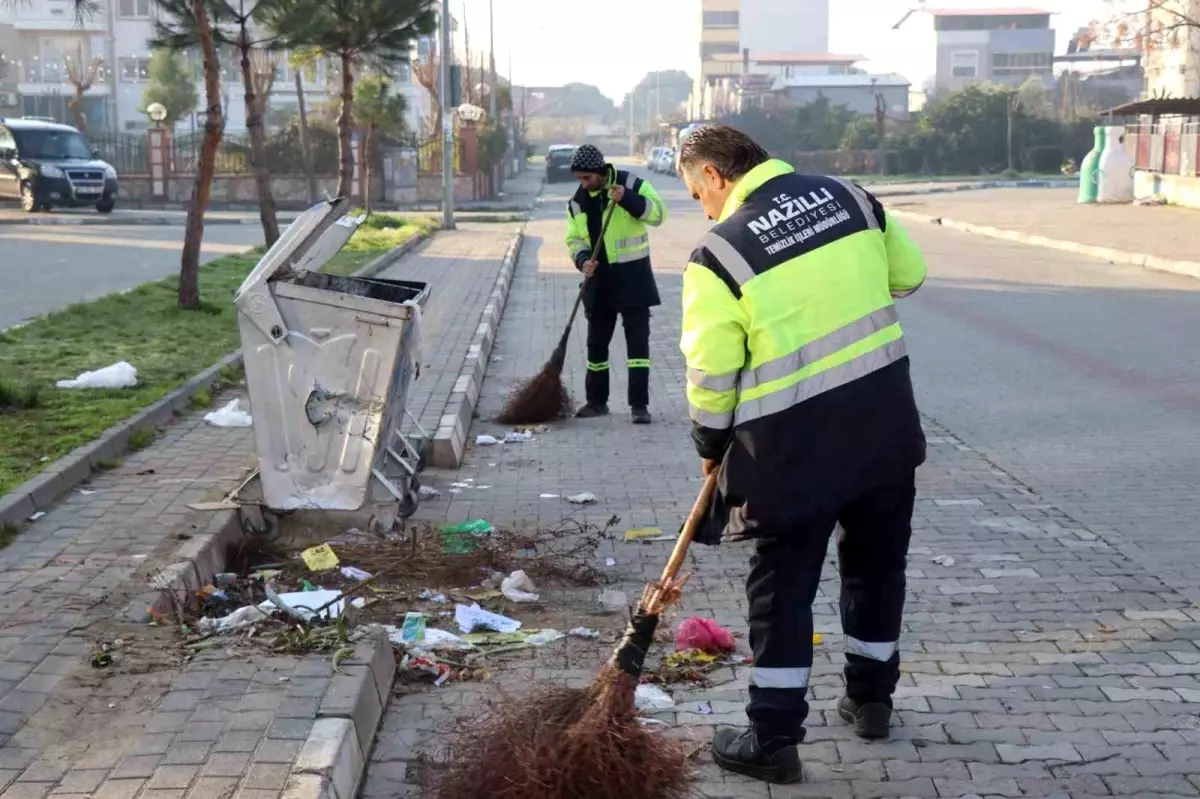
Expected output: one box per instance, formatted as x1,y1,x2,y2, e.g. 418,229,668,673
680,159,927,542
565,164,665,311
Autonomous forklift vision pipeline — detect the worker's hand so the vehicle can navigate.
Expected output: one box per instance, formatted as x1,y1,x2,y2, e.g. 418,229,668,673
609,185,625,203
583,260,599,276
702,458,719,477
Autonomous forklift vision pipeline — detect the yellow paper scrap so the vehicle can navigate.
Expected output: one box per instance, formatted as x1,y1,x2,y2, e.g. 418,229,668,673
624,527,665,542
301,544,340,571
463,588,504,601
812,633,824,645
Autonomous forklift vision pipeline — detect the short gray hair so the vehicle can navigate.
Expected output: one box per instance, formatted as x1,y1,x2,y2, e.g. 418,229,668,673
678,125,770,181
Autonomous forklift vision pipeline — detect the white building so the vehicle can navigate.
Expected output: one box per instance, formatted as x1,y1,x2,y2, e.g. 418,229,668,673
692,0,831,119
1,0,434,137
1140,0,1200,98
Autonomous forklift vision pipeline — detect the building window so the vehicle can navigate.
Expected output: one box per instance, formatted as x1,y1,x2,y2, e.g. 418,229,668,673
118,56,150,82
992,52,1051,74
700,41,740,60
417,37,431,58
950,50,979,78
118,0,152,17
703,10,738,27
395,62,411,83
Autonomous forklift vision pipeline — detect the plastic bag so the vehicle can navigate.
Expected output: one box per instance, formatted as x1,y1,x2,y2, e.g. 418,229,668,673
56,361,138,389
675,617,735,653
500,570,539,603
634,684,675,711
204,399,253,428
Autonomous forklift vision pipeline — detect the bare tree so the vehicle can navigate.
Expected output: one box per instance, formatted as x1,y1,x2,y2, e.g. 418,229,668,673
63,46,103,135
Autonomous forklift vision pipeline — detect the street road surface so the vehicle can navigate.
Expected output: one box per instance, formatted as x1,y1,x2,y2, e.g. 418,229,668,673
0,224,264,329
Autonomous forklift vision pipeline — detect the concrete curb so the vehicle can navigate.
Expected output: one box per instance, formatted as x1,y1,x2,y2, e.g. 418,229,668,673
0,230,433,529
429,229,525,468
0,216,301,227
868,178,1076,199
288,628,396,799
890,209,1200,280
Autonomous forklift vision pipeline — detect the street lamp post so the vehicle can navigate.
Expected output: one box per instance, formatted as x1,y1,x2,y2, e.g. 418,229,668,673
440,0,455,230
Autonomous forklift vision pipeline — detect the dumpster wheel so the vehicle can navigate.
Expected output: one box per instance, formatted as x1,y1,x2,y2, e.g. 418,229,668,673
238,504,280,540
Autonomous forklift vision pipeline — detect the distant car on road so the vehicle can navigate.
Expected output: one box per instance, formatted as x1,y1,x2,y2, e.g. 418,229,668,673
546,144,578,183
0,118,118,213
647,146,667,172
653,148,677,176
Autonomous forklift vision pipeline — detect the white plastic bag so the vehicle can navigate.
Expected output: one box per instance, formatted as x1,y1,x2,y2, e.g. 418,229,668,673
57,361,138,389
525,629,565,647
634,684,675,711
205,399,253,428
500,569,539,603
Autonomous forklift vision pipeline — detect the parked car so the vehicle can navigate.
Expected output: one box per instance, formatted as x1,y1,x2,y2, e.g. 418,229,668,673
0,117,118,213
546,144,578,183
646,146,666,170
654,148,677,176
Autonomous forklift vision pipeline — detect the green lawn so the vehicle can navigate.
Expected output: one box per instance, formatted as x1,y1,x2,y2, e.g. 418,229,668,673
0,215,433,496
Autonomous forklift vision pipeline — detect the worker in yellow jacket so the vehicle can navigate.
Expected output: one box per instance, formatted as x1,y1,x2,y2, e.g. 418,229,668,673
677,125,928,785
564,144,666,424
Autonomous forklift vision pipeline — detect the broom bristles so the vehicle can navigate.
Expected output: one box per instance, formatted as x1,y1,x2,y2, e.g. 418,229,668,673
435,667,690,799
495,357,573,425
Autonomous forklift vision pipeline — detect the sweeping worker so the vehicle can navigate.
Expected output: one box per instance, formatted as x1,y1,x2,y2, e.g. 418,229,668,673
677,125,928,784
564,144,666,424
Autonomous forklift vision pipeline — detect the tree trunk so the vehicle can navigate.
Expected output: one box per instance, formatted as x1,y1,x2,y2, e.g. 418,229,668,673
179,0,224,310
239,30,279,246
1006,102,1016,172
68,86,88,135
294,69,317,203
363,125,374,215
336,53,355,200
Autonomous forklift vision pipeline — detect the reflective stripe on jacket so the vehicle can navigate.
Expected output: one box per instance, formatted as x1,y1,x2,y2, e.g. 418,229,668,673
680,159,927,541
565,165,664,311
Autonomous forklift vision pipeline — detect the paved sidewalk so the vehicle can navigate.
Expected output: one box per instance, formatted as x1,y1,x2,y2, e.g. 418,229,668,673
362,174,1200,798
888,188,1200,265
0,224,524,799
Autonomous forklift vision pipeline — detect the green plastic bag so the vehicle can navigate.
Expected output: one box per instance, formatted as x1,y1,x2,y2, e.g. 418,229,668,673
439,519,494,554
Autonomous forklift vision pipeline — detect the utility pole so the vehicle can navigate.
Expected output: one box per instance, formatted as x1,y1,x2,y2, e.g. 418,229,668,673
507,36,516,172
440,0,455,229
488,0,497,119
628,90,635,156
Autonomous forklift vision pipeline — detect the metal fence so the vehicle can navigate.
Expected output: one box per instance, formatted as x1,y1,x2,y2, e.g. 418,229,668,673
1124,122,1200,177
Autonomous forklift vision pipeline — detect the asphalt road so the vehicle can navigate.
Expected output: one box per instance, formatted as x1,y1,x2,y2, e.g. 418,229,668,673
626,161,1200,600
0,224,264,329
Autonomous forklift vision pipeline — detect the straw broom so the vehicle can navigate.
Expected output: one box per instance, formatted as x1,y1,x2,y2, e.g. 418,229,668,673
436,473,719,799
496,198,619,425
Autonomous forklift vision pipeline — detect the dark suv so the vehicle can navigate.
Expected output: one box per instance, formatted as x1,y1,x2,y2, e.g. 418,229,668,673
0,118,119,213
546,144,577,183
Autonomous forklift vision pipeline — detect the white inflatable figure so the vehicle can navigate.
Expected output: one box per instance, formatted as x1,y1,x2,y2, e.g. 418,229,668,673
1096,125,1135,204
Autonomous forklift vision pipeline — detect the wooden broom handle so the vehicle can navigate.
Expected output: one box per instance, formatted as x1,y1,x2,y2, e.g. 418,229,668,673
648,473,718,607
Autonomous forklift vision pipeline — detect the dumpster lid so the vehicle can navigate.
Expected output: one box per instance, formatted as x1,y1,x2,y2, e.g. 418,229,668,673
235,198,365,344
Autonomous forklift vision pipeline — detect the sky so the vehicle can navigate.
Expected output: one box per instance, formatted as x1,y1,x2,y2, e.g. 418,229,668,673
451,0,1117,102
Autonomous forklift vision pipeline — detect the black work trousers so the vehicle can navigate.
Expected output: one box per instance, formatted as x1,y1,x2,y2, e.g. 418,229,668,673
585,305,650,409
745,468,916,744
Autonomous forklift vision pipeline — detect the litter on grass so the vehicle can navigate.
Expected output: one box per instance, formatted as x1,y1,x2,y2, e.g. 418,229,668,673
259,589,365,622
418,589,448,603
56,361,138,389
500,570,539,603
340,566,372,581
204,399,253,428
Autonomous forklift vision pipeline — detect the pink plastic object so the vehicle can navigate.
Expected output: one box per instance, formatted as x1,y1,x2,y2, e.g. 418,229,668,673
675,617,735,653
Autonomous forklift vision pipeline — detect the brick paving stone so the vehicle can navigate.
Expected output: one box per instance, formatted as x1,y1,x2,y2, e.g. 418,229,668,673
0,204,530,796
360,165,1200,798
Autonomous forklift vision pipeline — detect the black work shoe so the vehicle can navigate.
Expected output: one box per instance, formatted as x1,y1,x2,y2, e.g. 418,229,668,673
838,696,892,740
575,404,609,419
711,727,801,784
631,407,652,425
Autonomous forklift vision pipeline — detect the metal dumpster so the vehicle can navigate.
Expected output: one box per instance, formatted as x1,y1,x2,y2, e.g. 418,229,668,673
230,198,429,531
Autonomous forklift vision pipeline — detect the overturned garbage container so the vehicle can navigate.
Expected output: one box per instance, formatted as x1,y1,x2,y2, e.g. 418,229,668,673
232,198,429,531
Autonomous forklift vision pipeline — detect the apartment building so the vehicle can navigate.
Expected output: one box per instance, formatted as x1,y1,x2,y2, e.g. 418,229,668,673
1140,0,1200,98
930,7,1056,94
0,0,434,136
694,0,830,117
